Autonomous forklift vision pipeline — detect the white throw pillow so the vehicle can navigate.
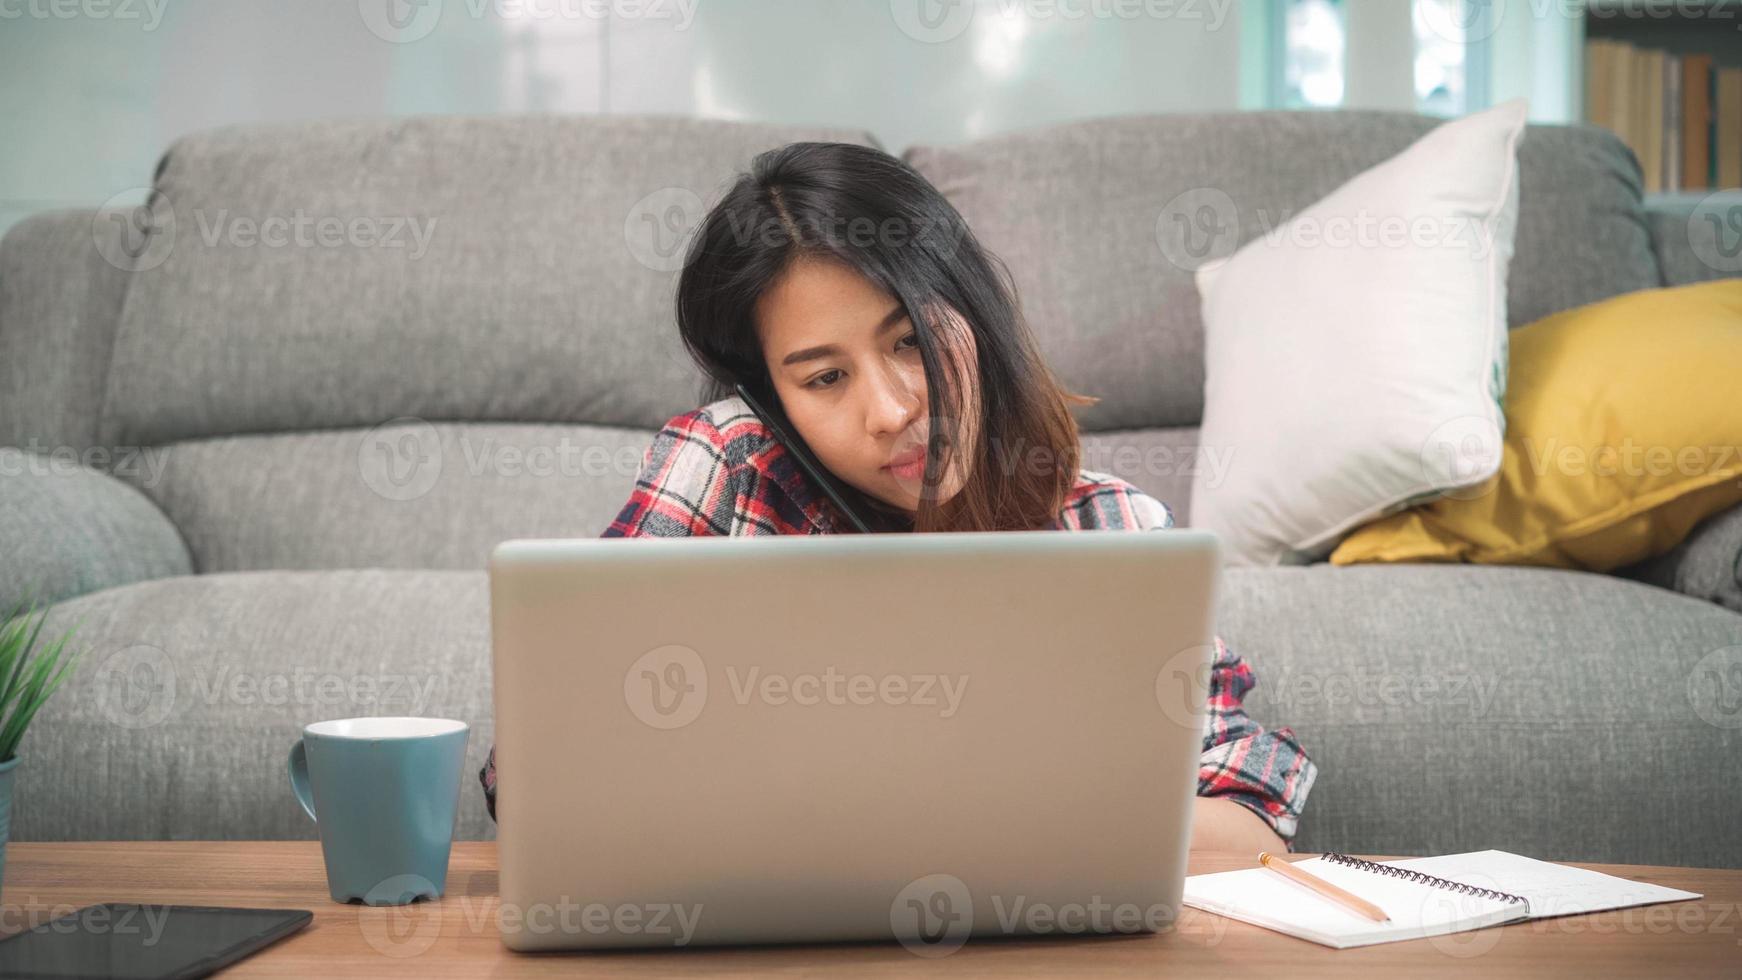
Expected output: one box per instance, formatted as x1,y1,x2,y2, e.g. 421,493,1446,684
1189,99,1527,566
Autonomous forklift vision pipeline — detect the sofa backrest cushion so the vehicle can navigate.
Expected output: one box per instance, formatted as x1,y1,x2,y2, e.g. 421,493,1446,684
98,115,880,448
905,111,1661,431
0,210,134,453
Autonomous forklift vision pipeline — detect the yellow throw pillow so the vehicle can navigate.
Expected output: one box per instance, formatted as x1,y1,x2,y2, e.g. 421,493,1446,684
1331,279,1742,571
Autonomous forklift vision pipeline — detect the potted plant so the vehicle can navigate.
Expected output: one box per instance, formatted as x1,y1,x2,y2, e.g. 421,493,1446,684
0,599,83,895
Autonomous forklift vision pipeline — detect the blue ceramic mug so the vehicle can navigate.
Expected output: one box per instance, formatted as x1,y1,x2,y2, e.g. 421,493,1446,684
288,716,469,906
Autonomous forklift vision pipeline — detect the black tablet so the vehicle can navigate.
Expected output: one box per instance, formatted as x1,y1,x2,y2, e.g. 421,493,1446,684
0,904,312,979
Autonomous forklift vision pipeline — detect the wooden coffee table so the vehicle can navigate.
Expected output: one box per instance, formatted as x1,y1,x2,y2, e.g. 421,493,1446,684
1,842,1736,978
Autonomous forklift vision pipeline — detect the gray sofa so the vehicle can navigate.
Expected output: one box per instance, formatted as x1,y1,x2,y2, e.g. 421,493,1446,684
2,111,1738,868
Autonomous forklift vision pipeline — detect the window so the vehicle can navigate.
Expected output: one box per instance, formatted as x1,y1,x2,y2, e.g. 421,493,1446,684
1273,0,1489,113
1279,0,1345,109
1413,0,1491,116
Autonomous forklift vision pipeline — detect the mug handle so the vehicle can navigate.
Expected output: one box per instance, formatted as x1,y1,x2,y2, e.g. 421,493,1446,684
288,738,317,822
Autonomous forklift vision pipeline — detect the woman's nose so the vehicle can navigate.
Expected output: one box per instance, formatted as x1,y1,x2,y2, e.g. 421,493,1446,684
865,362,923,438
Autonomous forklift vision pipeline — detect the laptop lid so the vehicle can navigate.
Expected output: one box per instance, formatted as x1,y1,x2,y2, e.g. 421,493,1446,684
488,528,1219,951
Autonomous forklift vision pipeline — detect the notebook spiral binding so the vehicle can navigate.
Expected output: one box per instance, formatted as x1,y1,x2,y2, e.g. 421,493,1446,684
1322,853,1532,912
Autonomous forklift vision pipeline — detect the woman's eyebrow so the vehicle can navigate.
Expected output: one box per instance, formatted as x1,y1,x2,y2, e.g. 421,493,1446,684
780,304,909,366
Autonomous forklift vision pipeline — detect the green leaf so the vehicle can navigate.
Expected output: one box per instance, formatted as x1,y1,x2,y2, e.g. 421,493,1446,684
0,605,83,762
0,656,74,760
0,648,60,759
0,607,48,710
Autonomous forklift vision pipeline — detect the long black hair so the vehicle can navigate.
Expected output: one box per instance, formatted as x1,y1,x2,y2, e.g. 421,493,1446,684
674,141,1096,532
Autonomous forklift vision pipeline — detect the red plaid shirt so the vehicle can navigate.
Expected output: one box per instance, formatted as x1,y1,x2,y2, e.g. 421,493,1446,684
482,397,1317,841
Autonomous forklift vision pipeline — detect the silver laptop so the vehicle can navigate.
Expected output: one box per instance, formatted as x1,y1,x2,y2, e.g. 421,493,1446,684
487,528,1220,952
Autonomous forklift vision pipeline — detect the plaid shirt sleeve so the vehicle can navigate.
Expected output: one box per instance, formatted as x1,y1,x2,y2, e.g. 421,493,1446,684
599,411,745,537
1198,634,1317,846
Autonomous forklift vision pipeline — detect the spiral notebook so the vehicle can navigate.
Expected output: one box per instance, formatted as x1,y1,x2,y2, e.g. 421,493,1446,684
1183,849,1702,949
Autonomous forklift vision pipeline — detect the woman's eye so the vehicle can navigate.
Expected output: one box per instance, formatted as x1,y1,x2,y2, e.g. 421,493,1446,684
806,369,844,390
897,332,919,351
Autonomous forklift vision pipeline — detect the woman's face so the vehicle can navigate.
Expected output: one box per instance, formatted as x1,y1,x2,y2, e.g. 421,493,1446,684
755,255,979,513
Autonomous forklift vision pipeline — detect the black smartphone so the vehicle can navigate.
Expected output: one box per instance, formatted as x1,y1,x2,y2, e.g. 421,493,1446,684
0,904,312,979
734,382,877,533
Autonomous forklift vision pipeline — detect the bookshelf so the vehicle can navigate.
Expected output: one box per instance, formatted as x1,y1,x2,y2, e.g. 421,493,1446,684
1583,0,1742,194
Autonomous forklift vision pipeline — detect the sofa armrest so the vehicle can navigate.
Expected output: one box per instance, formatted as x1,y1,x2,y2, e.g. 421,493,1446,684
1643,194,1742,287
1616,502,1742,614
0,448,192,612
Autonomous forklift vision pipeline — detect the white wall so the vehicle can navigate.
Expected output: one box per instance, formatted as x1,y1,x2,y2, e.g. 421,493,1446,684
1488,0,1584,122
1341,0,1414,110
0,0,1246,235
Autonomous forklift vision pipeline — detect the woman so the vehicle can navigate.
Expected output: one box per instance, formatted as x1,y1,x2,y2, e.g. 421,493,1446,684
480,142,1316,852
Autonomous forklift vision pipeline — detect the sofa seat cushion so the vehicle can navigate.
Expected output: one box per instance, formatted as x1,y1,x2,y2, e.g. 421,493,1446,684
1222,564,1742,870
28,570,495,842
23,564,1742,871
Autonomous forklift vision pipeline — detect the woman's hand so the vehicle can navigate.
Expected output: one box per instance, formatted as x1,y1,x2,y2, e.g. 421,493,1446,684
1190,797,1286,854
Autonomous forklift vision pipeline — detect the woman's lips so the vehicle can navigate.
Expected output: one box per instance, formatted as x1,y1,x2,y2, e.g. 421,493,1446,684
883,446,927,478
